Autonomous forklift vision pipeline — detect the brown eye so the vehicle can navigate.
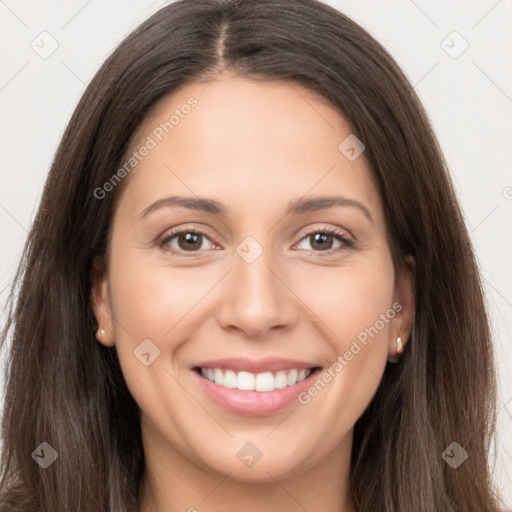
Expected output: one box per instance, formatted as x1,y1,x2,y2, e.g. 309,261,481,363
176,232,203,251
296,228,353,254
160,230,216,254
309,232,335,251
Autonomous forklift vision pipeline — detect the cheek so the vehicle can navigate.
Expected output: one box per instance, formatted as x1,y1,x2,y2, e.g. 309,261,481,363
108,245,211,342
106,246,203,418
304,250,396,396
292,253,395,351
291,251,395,412
293,251,396,428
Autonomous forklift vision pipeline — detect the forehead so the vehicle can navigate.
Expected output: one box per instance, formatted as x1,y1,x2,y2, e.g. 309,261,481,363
116,75,383,225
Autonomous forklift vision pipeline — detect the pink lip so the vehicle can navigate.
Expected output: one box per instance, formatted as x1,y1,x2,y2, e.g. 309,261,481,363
191,364,321,417
192,357,316,373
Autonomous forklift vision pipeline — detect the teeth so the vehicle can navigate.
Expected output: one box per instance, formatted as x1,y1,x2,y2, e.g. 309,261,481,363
199,367,313,392
223,369,237,388
287,369,298,386
214,368,224,386
255,372,274,392
274,370,288,389
237,371,255,391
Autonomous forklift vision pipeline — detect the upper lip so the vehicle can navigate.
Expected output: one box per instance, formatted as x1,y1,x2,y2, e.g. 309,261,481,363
193,357,319,374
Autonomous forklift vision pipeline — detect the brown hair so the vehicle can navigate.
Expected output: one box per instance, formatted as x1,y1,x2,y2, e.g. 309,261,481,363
0,0,503,510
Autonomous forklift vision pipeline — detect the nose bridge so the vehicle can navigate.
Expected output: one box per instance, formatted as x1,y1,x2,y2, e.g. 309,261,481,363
236,243,278,306
215,235,296,336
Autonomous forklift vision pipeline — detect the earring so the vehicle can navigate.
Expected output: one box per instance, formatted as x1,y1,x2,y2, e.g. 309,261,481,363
100,328,106,336
396,336,403,354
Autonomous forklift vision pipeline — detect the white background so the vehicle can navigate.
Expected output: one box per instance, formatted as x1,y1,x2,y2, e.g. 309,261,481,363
0,0,511,508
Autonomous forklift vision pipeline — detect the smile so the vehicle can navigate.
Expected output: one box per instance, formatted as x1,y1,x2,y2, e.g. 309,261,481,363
191,358,322,416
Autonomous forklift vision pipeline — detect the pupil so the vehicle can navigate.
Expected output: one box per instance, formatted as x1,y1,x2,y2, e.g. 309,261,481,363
311,233,332,251
179,233,201,251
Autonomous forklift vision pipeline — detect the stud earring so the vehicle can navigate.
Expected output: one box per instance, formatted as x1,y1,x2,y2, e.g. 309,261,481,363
396,336,403,354
100,328,106,336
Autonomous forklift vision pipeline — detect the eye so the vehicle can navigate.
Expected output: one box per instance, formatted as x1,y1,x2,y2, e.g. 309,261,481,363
157,226,353,258
295,227,353,255
159,229,217,256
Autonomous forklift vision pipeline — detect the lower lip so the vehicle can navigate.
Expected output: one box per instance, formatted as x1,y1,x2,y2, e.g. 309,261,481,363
191,368,320,417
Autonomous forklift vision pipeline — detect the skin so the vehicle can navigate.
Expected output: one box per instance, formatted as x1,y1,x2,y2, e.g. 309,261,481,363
92,73,414,512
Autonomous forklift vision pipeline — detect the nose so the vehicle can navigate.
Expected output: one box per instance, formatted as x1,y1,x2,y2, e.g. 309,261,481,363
215,244,298,338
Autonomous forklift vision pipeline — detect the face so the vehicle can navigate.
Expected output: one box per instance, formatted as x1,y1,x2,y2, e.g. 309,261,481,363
93,74,414,483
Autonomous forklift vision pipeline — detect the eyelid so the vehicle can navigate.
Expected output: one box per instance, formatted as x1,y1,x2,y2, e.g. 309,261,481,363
295,223,353,242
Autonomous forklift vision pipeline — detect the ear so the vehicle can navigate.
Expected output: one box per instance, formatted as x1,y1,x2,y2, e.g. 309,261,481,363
91,256,115,347
388,254,415,362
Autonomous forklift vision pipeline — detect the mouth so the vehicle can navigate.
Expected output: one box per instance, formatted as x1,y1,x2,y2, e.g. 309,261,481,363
191,358,322,416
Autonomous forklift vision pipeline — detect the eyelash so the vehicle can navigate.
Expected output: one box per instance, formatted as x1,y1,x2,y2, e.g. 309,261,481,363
157,226,354,258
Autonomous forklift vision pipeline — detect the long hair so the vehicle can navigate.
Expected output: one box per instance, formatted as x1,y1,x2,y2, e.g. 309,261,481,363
0,0,502,510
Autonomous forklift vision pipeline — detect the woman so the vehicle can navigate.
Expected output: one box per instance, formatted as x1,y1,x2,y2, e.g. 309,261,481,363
0,0,504,510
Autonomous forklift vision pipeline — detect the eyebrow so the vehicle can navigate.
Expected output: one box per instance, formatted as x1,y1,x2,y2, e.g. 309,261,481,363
139,195,374,223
